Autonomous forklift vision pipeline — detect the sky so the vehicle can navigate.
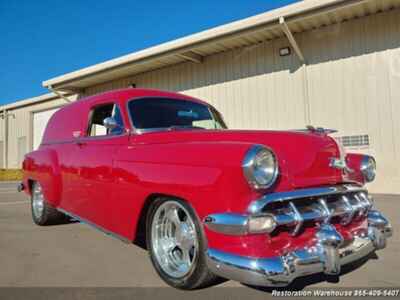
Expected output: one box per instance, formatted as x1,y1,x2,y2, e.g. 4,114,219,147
0,0,299,105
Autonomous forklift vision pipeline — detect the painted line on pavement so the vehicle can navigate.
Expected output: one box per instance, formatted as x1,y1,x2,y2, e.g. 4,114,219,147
0,201,29,205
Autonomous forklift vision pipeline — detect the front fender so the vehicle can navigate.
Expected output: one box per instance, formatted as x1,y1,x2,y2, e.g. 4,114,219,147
112,142,260,239
345,153,366,185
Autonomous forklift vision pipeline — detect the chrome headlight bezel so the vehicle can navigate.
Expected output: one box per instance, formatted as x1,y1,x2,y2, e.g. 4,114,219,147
242,145,279,190
360,155,376,182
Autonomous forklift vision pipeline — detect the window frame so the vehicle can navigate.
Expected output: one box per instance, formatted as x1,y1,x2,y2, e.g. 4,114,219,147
126,96,227,134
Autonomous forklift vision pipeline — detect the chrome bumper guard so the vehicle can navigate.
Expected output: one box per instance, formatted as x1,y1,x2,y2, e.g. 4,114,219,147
206,210,392,287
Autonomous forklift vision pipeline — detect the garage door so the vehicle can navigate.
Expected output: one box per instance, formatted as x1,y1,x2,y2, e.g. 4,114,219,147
33,108,59,150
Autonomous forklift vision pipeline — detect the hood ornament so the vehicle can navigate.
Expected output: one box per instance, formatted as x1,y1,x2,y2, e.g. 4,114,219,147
306,125,338,135
293,126,337,135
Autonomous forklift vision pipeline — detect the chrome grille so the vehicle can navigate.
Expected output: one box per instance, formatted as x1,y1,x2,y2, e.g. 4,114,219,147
262,191,372,236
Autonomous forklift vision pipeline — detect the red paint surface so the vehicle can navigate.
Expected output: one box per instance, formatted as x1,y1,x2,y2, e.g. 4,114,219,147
22,88,370,258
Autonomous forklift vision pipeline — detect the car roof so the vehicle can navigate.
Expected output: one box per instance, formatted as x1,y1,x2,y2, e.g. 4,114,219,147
41,88,215,144
76,88,210,107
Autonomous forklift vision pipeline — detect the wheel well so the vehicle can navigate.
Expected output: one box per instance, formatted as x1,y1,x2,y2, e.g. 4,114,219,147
27,179,35,195
133,193,187,250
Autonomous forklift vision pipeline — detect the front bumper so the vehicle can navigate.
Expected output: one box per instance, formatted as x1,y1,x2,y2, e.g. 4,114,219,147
206,211,392,287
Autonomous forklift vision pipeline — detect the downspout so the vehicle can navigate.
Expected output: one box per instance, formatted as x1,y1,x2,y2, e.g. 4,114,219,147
279,16,311,125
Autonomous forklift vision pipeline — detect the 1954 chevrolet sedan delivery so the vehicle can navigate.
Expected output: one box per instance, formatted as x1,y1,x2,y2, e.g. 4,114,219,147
20,88,392,289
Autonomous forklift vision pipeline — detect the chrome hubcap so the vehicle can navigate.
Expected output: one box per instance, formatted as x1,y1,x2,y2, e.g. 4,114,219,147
32,183,44,219
151,201,198,278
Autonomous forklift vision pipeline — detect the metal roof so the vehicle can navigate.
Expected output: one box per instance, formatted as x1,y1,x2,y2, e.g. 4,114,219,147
43,0,400,92
0,92,73,111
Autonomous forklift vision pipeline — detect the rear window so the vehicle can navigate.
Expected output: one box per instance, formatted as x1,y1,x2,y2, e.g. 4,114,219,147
128,98,226,131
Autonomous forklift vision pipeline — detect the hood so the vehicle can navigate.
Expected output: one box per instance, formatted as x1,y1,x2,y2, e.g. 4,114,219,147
133,129,344,189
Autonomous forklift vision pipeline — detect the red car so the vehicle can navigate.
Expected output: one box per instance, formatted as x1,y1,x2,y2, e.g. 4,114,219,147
20,88,391,289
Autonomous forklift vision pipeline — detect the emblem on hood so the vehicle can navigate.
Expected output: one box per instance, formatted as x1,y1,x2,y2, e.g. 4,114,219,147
330,157,353,174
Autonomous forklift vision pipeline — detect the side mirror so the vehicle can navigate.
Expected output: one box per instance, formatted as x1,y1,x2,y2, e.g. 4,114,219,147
103,117,118,130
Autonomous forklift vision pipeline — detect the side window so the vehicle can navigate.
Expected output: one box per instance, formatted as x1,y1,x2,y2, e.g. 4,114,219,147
88,103,124,137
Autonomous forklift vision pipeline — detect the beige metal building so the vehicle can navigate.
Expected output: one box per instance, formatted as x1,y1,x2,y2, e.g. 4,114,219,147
0,93,76,169
1,0,400,193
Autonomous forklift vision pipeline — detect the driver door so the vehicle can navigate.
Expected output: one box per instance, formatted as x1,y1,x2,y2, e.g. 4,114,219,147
67,102,127,231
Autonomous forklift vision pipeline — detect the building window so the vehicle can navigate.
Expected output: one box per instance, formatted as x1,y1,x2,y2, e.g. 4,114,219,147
336,134,370,148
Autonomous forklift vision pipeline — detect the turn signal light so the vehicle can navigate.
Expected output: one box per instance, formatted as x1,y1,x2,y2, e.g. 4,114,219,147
248,215,277,234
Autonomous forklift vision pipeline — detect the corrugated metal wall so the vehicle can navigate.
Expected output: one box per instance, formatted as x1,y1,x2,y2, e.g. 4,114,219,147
84,37,308,130
3,98,73,168
302,9,400,194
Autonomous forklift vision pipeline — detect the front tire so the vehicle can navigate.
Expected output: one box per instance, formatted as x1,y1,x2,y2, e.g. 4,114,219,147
146,197,220,289
31,181,66,226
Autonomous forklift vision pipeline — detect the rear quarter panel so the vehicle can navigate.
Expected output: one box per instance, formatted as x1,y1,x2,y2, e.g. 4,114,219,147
22,147,62,206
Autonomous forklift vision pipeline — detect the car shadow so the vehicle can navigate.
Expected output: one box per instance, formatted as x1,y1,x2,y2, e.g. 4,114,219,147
46,216,80,226
240,251,378,292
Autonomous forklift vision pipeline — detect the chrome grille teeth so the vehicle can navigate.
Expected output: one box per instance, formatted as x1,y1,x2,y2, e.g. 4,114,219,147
353,194,367,219
341,195,355,225
264,192,372,236
289,202,303,236
318,198,332,223
359,192,373,213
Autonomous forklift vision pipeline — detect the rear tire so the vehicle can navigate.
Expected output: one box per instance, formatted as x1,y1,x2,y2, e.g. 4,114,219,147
146,197,221,289
31,181,66,226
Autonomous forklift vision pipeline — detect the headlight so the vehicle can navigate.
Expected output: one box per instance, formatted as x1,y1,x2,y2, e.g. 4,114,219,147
360,155,376,182
242,145,278,190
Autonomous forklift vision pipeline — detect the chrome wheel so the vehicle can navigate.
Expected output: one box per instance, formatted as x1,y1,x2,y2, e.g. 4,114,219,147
32,183,45,219
151,201,198,278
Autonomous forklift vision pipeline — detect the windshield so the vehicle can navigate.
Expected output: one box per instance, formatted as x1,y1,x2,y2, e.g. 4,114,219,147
128,97,227,132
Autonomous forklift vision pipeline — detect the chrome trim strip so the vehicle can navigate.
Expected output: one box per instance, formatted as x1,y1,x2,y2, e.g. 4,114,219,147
248,184,366,213
57,208,131,243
